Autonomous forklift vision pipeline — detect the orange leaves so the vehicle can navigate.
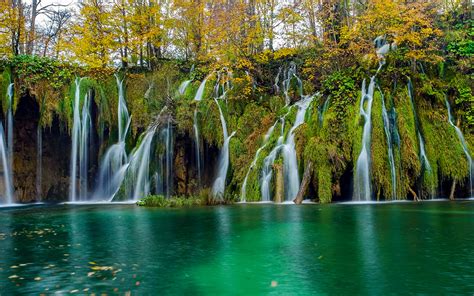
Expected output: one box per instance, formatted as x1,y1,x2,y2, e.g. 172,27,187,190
344,0,443,66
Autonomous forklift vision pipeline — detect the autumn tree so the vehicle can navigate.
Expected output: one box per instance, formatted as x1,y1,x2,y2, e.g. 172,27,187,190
67,0,115,68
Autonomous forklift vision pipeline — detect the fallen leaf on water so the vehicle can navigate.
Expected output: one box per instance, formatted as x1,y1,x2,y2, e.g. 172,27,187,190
8,275,18,279
271,281,278,287
34,277,42,281
91,266,113,271
87,272,95,277
89,262,96,265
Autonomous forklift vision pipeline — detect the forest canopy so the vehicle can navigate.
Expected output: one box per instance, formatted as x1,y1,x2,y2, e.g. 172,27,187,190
0,0,471,71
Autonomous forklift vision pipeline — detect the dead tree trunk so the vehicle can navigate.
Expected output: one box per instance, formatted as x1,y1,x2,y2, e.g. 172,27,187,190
449,179,456,201
294,161,312,204
409,187,419,202
274,163,284,203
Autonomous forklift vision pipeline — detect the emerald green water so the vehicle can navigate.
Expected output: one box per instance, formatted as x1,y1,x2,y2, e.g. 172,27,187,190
0,202,474,294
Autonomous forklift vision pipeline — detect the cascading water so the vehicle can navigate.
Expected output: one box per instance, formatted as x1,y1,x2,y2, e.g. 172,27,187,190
93,75,130,201
79,93,92,200
281,62,303,105
194,74,211,101
379,87,397,200
319,96,331,125
259,108,295,202
193,109,202,189
274,67,282,94
0,122,13,204
178,80,192,95
128,127,158,200
353,37,390,202
6,83,13,180
69,78,83,202
354,78,376,201
240,120,278,201
117,75,131,142
445,99,473,196
212,98,236,199
282,95,315,201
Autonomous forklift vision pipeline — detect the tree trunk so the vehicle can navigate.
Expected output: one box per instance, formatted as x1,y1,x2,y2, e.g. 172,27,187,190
27,0,38,55
294,161,312,204
409,187,419,202
449,179,456,201
274,163,284,203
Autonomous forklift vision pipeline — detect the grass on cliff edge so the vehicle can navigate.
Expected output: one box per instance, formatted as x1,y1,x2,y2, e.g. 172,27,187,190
136,195,233,207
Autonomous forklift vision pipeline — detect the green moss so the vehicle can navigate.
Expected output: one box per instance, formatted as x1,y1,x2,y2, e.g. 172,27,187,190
394,85,421,199
371,90,393,200
137,195,203,207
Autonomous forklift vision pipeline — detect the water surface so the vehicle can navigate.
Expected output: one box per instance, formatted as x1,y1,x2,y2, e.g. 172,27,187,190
0,202,473,294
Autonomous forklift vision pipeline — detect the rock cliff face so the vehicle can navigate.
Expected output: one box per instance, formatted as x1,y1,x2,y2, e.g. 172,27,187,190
12,94,71,202
11,94,216,202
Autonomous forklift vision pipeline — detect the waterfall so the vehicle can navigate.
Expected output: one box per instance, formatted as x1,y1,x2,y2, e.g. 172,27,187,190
319,96,331,125
6,83,13,181
274,67,282,94
179,80,192,95
93,75,130,201
129,127,157,200
282,95,315,201
260,136,284,202
354,78,376,201
212,98,236,199
282,62,303,105
379,87,397,200
0,122,13,204
79,93,92,200
352,37,391,202
193,109,202,189
117,75,131,142
36,126,42,200
69,78,83,201
259,108,295,202
96,142,128,200
241,120,278,201
445,99,473,197
194,74,211,101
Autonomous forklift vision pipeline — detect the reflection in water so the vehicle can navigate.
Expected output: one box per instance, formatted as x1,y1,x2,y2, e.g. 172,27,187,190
0,203,474,294
355,206,382,294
